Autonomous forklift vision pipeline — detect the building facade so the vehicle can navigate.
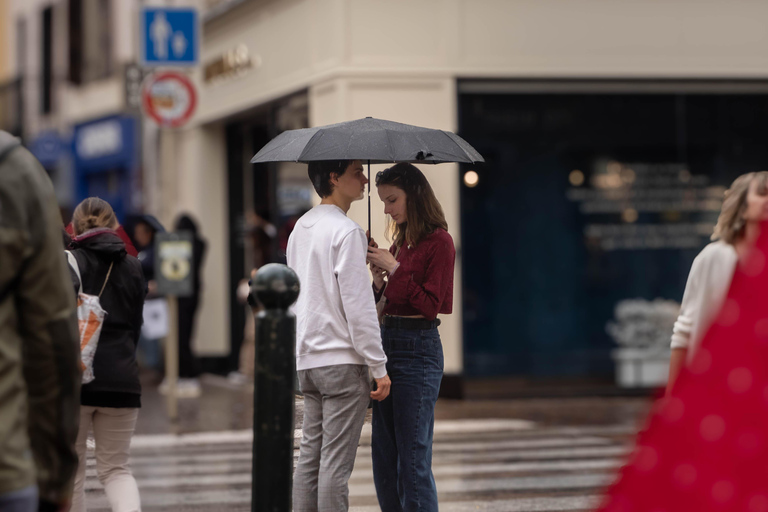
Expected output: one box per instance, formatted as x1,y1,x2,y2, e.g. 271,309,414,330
9,0,768,394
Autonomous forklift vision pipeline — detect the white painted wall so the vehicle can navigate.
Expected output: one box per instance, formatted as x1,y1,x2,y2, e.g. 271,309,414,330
179,0,768,367
172,124,230,355
0,0,9,82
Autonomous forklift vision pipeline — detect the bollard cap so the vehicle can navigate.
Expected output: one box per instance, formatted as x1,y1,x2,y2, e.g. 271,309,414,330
251,263,300,310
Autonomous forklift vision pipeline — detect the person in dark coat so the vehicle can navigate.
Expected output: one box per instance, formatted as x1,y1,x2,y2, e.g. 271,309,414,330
0,131,81,512
174,214,206,396
66,197,146,512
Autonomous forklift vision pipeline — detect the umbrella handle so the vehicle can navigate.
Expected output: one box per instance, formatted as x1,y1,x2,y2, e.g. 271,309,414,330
367,160,371,242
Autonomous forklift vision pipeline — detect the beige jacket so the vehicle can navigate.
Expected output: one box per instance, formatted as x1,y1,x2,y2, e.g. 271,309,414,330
0,131,81,503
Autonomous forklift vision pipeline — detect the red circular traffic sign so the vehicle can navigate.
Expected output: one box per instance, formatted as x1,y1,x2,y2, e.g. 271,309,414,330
142,71,197,128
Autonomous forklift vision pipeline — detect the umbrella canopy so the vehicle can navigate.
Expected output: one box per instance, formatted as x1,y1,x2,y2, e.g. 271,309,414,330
250,117,484,164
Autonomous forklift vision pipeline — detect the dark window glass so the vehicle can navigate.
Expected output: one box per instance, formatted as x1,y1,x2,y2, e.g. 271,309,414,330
68,0,112,84
68,0,83,84
41,7,53,114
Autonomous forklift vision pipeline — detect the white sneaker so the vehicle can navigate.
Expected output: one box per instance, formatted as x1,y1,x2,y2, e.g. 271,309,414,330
227,371,250,386
158,378,169,395
176,378,202,398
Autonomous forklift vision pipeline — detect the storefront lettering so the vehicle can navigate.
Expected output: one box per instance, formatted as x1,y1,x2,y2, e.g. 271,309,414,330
204,44,255,84
76,120,123,160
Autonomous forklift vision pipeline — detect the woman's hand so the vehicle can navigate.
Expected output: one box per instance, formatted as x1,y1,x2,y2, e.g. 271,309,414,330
370,263,386,290
367,247,398,274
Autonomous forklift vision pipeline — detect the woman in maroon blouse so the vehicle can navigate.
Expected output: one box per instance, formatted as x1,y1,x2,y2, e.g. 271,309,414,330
367,162,455,512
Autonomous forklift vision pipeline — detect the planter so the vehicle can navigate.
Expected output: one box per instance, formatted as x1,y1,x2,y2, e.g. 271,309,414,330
612,347,670,388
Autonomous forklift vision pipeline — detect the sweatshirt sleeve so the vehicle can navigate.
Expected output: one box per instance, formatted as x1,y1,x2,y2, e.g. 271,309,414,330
385,235,455,320
335,229,388,379
671,253,705,350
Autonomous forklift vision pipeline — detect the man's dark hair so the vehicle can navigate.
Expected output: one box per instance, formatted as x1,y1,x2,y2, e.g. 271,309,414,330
307,160,351,198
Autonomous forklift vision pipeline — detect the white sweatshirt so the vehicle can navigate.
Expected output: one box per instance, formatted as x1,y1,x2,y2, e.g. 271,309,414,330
671,240,738,360
287,204,387,378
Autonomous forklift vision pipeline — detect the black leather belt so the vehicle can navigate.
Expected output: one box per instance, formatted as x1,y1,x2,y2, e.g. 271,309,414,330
383,316,441,330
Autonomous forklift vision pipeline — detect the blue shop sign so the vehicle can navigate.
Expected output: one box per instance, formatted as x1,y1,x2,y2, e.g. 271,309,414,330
73,115,139,222
29,130,67,168
73,116,137,172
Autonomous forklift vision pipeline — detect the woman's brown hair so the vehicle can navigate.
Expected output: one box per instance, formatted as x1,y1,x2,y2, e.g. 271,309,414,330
375,163,448,248
712,171,768,244
72,197,119,236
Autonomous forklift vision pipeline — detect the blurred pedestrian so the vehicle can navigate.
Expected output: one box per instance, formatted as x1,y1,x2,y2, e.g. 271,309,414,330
289,160,390,512
132,215,166,375
0,131,81,512
174,214,206,397
367,162,456,512
233,269,259,383
67,198,146,512
667,171,768,392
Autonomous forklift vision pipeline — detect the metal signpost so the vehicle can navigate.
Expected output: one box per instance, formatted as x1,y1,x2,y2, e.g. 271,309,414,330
155,231,195,423
250,264,300,512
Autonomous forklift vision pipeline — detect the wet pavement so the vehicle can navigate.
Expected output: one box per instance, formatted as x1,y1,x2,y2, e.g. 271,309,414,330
82,372,656,511
136,372,653,435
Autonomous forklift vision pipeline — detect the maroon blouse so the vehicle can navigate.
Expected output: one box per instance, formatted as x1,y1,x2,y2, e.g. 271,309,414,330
374,228,455,320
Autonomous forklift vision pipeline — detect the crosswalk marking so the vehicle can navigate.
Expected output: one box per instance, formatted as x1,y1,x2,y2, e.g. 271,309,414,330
81,418,634,511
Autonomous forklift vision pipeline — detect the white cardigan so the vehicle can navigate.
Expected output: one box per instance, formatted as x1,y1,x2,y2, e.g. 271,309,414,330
671,241,738,360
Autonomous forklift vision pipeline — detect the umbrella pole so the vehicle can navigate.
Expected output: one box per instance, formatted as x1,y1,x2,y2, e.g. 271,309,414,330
367,159,371,242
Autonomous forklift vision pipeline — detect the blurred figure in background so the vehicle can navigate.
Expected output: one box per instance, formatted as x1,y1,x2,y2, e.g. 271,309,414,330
0,131,81,512
174,214,206,397
133,215,167,377
667,171,768,392
67,198,146,512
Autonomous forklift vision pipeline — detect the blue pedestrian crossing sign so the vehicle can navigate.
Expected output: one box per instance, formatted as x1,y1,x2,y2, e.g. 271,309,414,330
141,8,198,67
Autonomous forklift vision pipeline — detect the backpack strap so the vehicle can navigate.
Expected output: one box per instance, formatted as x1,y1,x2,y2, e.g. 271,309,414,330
98,262,114,298
65,250,83,296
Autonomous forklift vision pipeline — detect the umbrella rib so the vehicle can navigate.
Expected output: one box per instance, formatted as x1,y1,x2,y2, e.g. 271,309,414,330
437,130,475,163
383,129,396,162
298,130,326,162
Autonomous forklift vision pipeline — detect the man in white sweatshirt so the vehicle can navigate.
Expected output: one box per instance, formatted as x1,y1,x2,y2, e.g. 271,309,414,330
288,159,391,512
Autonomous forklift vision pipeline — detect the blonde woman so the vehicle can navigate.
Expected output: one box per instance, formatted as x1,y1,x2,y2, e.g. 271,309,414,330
67,198,146,512
667,171,768,392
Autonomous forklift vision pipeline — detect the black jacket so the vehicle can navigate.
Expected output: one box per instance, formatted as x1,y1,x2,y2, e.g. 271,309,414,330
68,228,146,405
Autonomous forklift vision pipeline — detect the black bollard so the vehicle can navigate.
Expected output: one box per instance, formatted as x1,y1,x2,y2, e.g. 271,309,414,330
250,264,300,512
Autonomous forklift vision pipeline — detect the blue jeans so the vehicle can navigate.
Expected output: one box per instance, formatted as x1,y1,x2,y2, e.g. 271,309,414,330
372,325,443,512
0,486,37,512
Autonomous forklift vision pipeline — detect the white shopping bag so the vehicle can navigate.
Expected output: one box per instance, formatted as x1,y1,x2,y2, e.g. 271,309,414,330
142,298,169,339
66,251,111,384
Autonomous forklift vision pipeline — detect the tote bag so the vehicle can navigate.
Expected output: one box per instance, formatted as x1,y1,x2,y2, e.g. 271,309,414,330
66,251,113,384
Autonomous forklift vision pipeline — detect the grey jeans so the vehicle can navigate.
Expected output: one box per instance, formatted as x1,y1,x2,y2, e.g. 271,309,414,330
293,365,372,512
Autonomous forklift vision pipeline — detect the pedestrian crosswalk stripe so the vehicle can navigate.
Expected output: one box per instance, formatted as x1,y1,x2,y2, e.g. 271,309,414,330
80,419,633,511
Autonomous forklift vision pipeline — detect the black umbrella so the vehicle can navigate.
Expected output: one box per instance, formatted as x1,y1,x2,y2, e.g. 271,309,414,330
250,117,484,236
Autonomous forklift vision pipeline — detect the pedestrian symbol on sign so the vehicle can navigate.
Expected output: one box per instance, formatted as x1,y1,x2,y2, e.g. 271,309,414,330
149,12,171,60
